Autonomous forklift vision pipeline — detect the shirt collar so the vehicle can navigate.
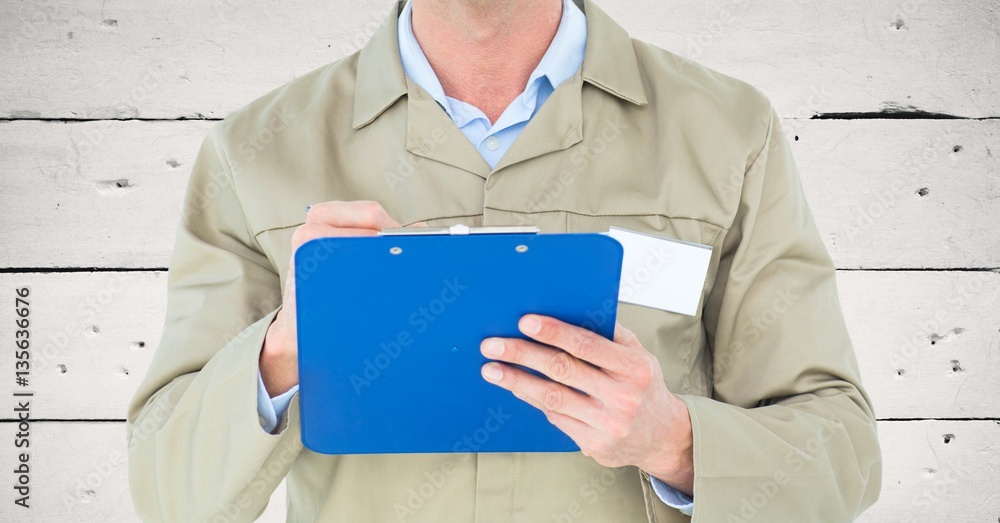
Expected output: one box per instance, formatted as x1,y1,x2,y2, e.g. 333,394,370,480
523,0,587,106
353,0,647,130
396,0,449,116
397,0,586,121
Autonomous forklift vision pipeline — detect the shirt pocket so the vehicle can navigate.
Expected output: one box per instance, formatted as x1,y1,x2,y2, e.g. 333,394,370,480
565,212,724,396
253,218,304,294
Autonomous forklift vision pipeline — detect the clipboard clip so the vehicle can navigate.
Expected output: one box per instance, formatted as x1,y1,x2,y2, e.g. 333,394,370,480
379,224,540,236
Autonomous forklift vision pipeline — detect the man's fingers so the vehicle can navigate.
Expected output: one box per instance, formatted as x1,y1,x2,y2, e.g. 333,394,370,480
481,362,604,428
306,200,402,230
613,322,643,349
518,315,634,375
291,223,380,249
480,337,610,396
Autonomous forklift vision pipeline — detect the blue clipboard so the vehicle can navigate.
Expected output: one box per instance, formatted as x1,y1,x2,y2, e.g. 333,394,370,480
294,225,624,455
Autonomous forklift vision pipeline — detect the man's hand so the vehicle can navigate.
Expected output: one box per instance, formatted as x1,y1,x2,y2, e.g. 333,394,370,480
260,201,420,397
480,315,695,496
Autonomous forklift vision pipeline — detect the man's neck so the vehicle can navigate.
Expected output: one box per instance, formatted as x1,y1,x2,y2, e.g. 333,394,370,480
410,0,563,124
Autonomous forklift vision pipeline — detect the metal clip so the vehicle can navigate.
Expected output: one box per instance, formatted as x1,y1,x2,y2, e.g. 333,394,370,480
379,225,539,236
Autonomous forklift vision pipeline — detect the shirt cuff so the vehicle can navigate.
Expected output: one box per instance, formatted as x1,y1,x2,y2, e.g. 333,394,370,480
649,475,694,516
256,371,299,434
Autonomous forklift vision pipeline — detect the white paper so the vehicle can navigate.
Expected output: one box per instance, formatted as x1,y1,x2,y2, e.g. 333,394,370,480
605,226,713,316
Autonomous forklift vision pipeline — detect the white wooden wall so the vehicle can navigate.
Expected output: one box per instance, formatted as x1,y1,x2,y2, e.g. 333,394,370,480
1,0,998,521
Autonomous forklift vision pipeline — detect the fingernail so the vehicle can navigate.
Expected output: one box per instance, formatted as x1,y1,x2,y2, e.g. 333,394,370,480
520,316,541,335
481,338,505,357
482,363,503,382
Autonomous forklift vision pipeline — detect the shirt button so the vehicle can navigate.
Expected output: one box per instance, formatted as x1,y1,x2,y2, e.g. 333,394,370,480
485,136,501,151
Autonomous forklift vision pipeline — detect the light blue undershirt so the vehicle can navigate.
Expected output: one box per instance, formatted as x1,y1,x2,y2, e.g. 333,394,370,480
397,0,585,168
257,0,693,514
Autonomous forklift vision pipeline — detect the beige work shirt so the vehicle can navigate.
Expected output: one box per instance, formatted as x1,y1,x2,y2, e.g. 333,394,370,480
126,0,882,521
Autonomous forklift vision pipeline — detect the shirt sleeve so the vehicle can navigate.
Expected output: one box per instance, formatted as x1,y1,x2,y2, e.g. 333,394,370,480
126,123,303,522
659,104,882,521
257,371,300,434
649,476,694,516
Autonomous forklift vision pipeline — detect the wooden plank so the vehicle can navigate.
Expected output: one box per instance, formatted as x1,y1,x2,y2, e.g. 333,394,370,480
602,0,1000,119
0,120,211,269
1,0,998,119
838,271,1000,420
0,271,996,420
2,119,998,269
857,421,1000,522
0,422,287,521
0,420,993,521
0,272,167,419
790,119,1000,270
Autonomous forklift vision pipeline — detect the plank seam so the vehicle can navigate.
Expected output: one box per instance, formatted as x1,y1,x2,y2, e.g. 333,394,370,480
812,111,1000,121
0,117,222,123
0,267,168,273
837,268,1000,272
878,418,1000,422
0,418,127,422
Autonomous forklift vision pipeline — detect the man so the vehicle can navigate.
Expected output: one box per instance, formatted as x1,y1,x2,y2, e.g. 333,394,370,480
126,0,882,521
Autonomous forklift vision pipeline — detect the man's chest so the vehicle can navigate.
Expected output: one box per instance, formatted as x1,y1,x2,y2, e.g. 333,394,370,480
234,97,743,396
